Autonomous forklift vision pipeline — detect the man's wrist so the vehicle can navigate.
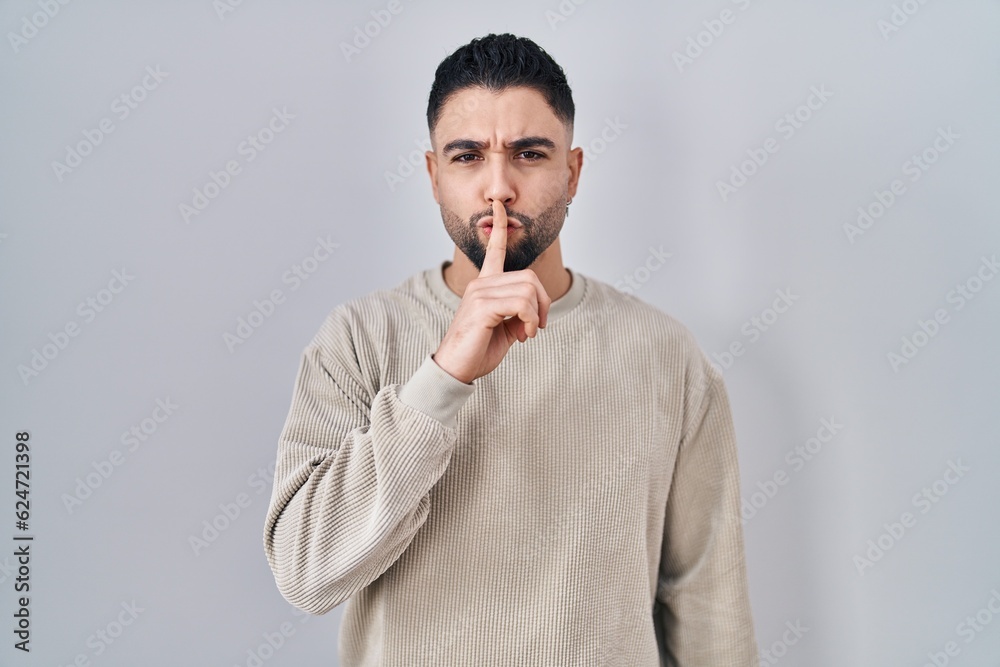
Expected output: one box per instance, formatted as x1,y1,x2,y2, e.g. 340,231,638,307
432,351,473,385
397,353,477,425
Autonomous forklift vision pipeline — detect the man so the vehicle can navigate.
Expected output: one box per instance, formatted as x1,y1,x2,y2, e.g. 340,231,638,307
263,33,758,666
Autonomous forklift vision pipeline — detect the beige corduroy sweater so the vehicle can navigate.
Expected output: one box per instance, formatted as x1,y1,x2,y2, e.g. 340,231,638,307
263,260,758,666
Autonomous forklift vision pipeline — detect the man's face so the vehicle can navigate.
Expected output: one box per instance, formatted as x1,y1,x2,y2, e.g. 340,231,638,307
426,85,581,273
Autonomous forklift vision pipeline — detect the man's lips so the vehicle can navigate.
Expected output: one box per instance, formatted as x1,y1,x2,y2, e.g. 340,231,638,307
477,217,522,229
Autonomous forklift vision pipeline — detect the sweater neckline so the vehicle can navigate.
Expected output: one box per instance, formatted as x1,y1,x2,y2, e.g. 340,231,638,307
425,259,587,323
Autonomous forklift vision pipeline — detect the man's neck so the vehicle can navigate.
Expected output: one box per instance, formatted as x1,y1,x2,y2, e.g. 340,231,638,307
443,240,572,302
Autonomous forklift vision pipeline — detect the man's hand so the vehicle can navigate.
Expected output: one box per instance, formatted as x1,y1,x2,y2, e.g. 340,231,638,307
433,200,552,384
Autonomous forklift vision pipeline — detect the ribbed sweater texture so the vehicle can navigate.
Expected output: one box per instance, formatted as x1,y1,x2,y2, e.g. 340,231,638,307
263,260,759,666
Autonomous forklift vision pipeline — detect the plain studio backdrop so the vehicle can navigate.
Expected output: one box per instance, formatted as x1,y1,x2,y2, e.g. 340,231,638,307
2,1,999,665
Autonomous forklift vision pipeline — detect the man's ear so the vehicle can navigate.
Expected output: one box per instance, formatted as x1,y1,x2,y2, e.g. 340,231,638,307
566,146,583,201
426,150,440,203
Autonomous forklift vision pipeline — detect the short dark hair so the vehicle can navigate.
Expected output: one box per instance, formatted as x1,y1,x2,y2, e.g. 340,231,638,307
426,33,575,138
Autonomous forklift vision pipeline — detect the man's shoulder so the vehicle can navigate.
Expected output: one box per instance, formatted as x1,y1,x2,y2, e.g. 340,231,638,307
303,270,429,344
300,270,437,380
580,272,721,386
326,269,431,322
582,273,705,347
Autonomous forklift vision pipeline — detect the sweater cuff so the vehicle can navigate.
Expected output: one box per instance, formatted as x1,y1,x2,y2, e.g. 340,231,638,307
397,353,476,427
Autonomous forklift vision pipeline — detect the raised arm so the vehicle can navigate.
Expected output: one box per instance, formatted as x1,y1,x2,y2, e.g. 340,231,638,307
262,307,476,614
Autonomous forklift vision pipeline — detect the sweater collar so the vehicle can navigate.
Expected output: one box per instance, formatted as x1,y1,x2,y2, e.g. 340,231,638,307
425,259,587,323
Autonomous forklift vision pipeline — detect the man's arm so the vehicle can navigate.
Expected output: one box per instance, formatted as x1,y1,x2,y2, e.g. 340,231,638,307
262,307,476,615
654,359,758,665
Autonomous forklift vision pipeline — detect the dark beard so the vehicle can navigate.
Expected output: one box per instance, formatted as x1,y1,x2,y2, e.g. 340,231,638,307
443,197,565,272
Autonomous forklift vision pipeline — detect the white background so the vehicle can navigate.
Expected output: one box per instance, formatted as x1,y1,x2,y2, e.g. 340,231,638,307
2,1,999,665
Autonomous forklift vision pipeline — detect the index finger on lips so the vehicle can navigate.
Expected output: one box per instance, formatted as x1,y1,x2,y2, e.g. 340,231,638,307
479,199,508,277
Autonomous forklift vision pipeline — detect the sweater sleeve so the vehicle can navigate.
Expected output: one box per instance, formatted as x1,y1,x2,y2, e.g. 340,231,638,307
653,361,758,666
262,309,476,615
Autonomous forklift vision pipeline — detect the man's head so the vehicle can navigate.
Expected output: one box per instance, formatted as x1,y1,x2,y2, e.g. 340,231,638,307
425,34,583,273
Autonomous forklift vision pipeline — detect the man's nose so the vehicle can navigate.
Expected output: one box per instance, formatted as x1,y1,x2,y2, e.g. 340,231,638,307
484,157,515,208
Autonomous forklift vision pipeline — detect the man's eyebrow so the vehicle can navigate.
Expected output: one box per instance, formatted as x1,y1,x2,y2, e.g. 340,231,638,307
508,136,557,152
441,139,486,155
442,136,557,156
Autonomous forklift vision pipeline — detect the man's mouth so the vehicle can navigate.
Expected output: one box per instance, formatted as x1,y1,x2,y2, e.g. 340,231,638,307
477,217,523,230
482,225,519,236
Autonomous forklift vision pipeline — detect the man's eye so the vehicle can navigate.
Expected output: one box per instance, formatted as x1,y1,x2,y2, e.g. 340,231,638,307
452,151,544,163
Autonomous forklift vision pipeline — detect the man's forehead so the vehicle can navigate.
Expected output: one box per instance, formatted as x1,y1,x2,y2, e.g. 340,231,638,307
434,86,568,146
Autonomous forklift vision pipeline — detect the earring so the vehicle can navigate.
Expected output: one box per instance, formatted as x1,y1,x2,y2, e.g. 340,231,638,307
566,197,573,217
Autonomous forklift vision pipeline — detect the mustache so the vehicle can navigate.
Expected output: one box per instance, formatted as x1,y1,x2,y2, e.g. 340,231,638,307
471,207,531,228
